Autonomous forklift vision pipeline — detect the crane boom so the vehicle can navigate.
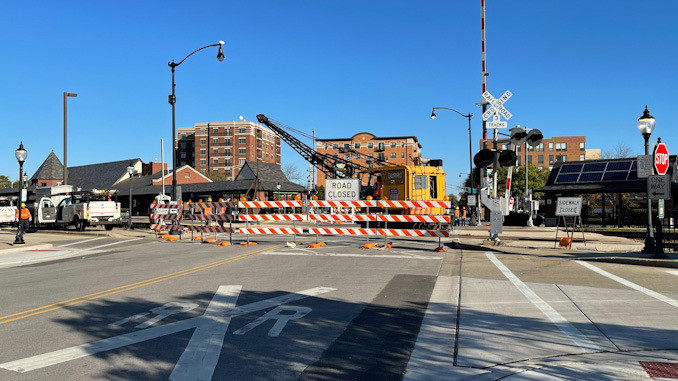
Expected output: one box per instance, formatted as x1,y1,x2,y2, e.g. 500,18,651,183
256,114,368,179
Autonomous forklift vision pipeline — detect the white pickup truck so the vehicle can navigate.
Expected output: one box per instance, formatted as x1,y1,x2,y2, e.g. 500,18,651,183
31,186,122,231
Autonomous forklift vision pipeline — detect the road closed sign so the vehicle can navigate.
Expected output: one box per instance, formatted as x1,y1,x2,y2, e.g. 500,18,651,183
325,179,360,201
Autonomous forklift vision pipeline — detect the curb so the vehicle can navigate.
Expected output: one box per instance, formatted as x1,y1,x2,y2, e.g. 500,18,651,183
0,243,54,255
578,256,678,269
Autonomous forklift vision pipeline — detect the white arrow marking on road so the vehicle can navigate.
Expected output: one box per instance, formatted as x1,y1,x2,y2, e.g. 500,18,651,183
233,306,312,337
0,286,336,374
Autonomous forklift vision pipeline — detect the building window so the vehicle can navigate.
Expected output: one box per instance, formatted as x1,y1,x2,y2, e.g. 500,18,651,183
213,128,218,133
580,142,585,151
390,153,396,159
555,142,567,151
200,149,206,155
201,129,206,134
200,139,206,145
580,154,585,161
355,143,360,149
344,154,350,160
225,139,231,146
333,143,339,150
390,141,396,148
239,128,246,133
238,148,246,154
226,159,231,166
549,155,554,165
239,158,246,165
535,143,544,152
528,156,533,163
225,149,231,156
180,142,186,149
185,172,191,178
379,153,385,161
401,152,405,158
213,159,218,164
211,138,217,144
368,142,373,149
181,134,186,139
200,159,206,165
401,141,406,148
213,148,218,154
378,143,385,151
344,143,350,149
368,153,373,158
238,138,246,144
225,128,230,135
548,142,553,151
538,155,544,164
180,152,186,159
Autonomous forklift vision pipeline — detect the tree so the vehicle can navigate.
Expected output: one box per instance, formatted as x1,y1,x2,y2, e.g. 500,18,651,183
205,171,230,182
446,193,459,207
0,175,11,189
282,163,303,183
602,142,633,159
495,164,550,199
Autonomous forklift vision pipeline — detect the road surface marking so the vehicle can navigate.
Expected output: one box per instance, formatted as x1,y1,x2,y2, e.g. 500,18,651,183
0,245,277,325
264,252,442,259
0,286,336,373
170,285,241,381
486,253,600,352
109,302,199,329
84,238,143,251
59,237,106,247
233,306,311,337
578,261,678,308
668,270,678,277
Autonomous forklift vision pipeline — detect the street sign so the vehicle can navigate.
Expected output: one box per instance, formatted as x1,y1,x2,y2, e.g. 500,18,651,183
325,179,360,201
486,121,507,129
482,90,513,121
637,155,653,178
659,199,665,219
555,197,582,216
468,195,477,206
647,175,671,200
654,142,669,175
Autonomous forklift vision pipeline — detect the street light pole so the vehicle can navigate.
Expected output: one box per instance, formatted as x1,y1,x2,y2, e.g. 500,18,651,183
127,163,137,229
637,106,656,254
14,142,27,245
431,107,478,225
169,41,225,201
63,92,77,185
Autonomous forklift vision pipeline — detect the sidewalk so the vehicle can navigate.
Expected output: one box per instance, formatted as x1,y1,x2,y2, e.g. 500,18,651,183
449,225,678,268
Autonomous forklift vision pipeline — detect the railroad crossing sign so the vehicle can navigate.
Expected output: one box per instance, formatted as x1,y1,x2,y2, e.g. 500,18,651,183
482,90,513,124
654,142,669,176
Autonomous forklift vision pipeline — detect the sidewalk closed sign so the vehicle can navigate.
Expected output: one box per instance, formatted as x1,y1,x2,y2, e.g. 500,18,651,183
325,179,360,201
556,197,582,216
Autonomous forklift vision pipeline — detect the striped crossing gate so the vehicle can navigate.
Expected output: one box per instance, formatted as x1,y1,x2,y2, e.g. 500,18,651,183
238,201,303,243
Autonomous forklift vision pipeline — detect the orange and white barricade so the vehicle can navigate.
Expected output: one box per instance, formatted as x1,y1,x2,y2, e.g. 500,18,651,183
189,201,238,243
237,201,303,243
149,203,183,237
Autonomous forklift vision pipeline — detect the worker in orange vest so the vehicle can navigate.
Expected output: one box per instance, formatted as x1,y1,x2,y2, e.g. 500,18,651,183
453,206,460,226
461,206,467,226
16,203,30,230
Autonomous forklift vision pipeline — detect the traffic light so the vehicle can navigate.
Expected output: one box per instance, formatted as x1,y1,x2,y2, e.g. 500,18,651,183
473,149,495,168
525,129,543,147
509,127,527,145
497,150,517,167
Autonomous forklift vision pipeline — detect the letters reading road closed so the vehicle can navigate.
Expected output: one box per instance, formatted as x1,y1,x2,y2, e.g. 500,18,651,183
325,179,360,201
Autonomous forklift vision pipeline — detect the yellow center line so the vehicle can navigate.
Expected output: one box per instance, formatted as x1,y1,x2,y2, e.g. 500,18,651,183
0,241,302,325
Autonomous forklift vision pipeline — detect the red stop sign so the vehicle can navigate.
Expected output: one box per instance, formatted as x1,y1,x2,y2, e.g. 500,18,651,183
654,143,669,175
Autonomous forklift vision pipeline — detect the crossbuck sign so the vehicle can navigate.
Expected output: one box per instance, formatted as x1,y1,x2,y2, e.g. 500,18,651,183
482,90,513,128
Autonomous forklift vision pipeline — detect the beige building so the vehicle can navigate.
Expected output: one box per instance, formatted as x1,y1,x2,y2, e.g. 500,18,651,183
177,120,280,180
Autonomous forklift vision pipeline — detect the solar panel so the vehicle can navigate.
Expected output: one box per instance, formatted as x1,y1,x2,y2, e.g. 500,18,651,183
560,163,583,174
603,171,629,181
555,173,579,183
579,172,603,182
606,161,632,171
583,162,607,172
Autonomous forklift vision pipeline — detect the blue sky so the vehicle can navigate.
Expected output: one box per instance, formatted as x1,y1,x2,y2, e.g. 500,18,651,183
1,1,677,194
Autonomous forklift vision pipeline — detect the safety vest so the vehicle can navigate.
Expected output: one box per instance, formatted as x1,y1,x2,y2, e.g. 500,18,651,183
16,207,30,220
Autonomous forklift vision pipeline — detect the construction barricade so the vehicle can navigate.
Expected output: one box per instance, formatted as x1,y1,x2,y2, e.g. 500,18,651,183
188,201,238,244
238,201,303,244
150,203,186,239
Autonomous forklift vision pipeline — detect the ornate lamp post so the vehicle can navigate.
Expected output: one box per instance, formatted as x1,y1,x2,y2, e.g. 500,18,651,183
169,41,225,201
431,107,478,225
14,142,27,245
637,106,656,254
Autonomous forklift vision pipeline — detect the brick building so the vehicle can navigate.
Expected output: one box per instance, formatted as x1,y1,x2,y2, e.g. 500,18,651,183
315,133,422,187
177,120,281,180
492,135,601,170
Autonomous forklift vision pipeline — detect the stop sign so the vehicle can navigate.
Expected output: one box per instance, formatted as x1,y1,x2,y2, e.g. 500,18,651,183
654,142,669,175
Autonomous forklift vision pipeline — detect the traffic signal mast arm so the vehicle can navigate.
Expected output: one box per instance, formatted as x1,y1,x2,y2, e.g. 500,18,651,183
256,114,369,179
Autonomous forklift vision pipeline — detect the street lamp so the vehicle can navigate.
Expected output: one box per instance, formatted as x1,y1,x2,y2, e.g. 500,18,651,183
638,105,656,254
169,41,225,201
276,182,281,200
63,92,77,185
431,107,478,225
14,142,27,245
127,163,138,229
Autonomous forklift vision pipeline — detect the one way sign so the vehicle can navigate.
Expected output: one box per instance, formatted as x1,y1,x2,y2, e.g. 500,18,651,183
647,175,671,200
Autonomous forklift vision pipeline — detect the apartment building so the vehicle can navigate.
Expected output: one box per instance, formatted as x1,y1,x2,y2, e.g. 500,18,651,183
177,121,280,180
315,133,422,187
492,135,601,170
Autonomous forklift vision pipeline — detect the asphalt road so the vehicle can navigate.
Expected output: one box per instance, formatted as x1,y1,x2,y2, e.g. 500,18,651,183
0,233,677,380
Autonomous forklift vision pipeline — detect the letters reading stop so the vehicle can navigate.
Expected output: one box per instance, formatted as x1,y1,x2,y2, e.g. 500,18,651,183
654,142,669,176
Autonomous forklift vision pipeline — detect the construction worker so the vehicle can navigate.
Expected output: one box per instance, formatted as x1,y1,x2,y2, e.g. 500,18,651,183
453,206,460,226
461,206,467,226
16,203,30,231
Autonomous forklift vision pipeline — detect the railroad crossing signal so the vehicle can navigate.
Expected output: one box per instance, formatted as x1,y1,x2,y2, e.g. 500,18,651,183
482,90,513,122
